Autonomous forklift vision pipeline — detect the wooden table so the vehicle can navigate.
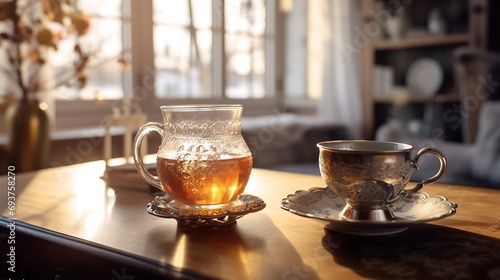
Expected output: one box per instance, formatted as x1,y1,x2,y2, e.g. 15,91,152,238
1,160,500,279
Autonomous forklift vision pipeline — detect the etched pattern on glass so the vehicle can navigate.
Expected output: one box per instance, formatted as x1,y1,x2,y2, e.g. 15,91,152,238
170,144,222,195
165,120,242,136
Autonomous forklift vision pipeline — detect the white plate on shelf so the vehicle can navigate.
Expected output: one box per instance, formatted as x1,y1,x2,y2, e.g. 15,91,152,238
406,58,443,96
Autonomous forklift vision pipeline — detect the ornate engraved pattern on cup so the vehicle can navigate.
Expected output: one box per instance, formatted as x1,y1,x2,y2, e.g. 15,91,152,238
169,144,222,194
165,120,241,136
320,155,411,185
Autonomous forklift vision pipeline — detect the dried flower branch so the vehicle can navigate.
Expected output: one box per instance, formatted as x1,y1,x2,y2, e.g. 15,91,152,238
0,0,92,100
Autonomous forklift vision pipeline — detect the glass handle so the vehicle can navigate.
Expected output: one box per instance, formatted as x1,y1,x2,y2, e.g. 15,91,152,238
133,122,164,190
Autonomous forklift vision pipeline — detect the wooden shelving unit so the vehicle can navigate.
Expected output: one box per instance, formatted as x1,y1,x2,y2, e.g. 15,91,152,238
374,92,461,104
373,33,471,50
359,0,488,139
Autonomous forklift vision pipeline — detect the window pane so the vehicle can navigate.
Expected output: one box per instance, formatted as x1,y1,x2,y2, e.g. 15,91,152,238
225,0,266,35
225,0,269,98
77,0,122,18
81,19,123,57
284,0,307,99
153,0,190,26
53,0,125,100
226,35,265,99
154,26,191,73
154,0,212,98
191,0,212,29
81,19,123,100
154,26,212,98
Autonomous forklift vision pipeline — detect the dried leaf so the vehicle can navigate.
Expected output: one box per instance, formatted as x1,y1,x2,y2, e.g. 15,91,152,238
29,49,40,62
17,21,33,42
74,44,82,55
77,71,87,88
118,57,131,69
34,27,56,48
70,11,91,35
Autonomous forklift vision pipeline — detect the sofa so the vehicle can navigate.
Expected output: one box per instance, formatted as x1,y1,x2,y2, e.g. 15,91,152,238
241,114,350,175
376,101,500,189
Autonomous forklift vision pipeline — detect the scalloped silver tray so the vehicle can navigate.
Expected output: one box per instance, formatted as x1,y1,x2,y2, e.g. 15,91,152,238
147,194,266,228
281,187,457,236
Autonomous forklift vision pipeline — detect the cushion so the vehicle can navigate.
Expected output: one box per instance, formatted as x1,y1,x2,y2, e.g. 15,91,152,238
241,114,349,168
471,101,500,185
375,120,475,185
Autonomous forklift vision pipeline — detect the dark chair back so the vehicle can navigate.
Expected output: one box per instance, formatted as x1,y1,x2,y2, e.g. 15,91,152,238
454,48,500,143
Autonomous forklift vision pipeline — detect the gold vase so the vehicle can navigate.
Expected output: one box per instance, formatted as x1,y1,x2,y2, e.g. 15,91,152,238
6,98,50,172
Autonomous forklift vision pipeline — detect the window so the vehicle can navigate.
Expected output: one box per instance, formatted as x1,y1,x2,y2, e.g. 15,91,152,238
57,0,278,130
0,0,280,133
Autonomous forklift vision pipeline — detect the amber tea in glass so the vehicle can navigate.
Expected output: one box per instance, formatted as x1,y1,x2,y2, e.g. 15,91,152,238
133,105,253,206
156,155,252,205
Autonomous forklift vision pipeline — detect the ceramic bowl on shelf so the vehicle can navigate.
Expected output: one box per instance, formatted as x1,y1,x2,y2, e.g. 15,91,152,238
406,58,443,96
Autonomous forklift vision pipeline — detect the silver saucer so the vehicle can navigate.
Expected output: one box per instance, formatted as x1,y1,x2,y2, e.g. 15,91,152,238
147,194,266,228
281,187,457,236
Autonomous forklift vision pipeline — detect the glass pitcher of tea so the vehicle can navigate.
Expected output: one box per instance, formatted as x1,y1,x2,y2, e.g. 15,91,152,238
133,104,253,206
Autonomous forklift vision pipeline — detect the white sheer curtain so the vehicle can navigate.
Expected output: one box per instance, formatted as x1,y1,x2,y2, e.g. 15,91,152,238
313,0,362,139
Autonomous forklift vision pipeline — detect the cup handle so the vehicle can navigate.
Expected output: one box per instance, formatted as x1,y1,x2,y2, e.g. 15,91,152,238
403,147,447,198
133,122,164,191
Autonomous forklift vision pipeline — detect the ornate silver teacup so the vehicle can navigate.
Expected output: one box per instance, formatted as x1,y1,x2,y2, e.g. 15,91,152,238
317,140,447,222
